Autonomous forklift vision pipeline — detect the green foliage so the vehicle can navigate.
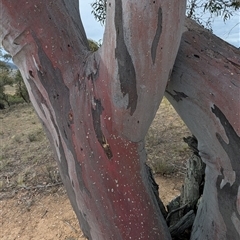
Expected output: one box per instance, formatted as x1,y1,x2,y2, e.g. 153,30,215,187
186,0,240,29
204,0,240,21
0,47,30,107
0,60,14,107
8,94,26,105
14,70,30,103
91,0,107,25
88,39,100,52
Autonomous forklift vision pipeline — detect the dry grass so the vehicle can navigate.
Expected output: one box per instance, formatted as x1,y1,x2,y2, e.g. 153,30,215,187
0,104,59,197
146,97,192,176
0,98,192,196
4,85,15,96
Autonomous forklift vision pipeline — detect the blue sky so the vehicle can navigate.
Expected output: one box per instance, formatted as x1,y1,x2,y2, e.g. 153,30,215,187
80,0,239,48
79,1,105,42
202,12,240,48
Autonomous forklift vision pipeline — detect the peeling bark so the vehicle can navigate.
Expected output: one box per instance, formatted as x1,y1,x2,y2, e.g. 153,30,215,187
0,1,186,239
3,1,239,239
166,18,240,240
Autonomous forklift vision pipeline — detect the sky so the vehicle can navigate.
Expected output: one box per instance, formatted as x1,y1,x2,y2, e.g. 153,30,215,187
79,1,105,42
79,0,240,48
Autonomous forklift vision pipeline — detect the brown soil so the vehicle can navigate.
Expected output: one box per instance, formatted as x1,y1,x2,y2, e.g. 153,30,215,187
0,98,192,239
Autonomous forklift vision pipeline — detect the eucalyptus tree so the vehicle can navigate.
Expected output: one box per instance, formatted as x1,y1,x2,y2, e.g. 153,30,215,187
1,1,239,239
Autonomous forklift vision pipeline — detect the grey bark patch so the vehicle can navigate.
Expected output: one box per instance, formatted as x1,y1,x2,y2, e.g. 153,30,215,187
91,98,113,159
165,90,188,102
115,0,138,115
151,7,162,64
212,105,240,239
28,77,92,237
30,31,92,237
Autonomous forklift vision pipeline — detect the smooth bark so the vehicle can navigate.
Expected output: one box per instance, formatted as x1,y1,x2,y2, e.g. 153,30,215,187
166,18,240,240
0,0,186,239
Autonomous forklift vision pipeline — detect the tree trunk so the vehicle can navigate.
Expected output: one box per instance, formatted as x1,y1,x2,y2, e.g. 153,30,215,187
0,1,186,239
166,18,240,240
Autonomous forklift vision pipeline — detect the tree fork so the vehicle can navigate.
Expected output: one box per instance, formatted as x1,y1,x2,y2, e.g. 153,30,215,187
0,0,186,239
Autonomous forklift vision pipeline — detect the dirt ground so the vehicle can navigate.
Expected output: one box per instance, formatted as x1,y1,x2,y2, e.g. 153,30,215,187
0,98,192,239
0,177,182,240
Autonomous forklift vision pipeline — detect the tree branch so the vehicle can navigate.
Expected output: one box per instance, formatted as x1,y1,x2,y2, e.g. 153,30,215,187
166,18,240,240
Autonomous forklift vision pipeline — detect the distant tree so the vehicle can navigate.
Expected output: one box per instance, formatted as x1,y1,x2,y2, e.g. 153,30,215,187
88,39,100,52
14,70,30,103
0,47,30,105
0,57,13,107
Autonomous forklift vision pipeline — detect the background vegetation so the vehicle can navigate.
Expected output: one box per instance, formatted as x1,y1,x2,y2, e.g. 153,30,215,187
0,48,29,109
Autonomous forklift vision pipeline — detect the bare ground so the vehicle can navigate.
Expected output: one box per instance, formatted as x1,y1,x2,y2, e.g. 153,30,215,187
0,98,192,239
